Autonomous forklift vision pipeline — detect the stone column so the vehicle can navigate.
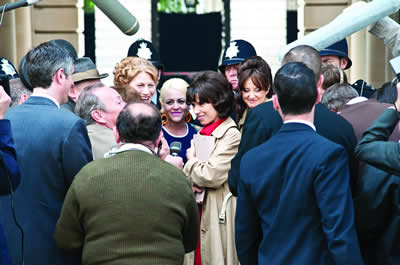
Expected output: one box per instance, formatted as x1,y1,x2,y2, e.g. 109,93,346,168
0,0,17,65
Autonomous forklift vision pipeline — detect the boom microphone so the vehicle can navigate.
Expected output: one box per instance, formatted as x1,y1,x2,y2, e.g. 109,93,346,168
170,142,182,157
0,0,40,12
278,0,400,61
91,0,140,36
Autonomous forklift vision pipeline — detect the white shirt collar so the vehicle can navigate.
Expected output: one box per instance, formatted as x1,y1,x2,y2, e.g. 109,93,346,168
346,96,368,105
31,91,60,108
117,143,155,155
284,119,316,131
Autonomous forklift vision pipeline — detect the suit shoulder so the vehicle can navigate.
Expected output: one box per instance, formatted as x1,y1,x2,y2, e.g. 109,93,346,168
316,104,353,129
248,101,274,116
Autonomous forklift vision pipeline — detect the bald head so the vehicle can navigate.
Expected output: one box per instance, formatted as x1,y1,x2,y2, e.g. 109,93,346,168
116,102,161,144
281,45,321,84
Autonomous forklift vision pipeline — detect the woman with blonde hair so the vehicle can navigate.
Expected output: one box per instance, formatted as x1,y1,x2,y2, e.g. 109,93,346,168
113,57,158,104
160,78,197,164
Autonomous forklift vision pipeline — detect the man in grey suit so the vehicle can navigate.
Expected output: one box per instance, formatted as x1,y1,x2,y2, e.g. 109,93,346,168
75,83,126,159
0,41,93,265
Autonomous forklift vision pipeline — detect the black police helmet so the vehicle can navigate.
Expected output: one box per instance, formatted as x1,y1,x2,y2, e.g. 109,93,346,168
127,39,163,70
0,57,19,80
219,39,257,72
320,39,352,70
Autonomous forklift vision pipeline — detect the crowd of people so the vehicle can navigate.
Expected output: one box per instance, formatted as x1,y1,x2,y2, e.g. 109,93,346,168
0,10,400,265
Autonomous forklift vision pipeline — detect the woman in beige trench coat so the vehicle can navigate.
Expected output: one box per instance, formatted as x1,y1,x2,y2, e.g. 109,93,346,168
183,71,241,265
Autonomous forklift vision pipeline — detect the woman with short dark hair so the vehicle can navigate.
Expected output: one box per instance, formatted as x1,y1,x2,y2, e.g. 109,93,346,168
236,56,273,131
183,71,240,265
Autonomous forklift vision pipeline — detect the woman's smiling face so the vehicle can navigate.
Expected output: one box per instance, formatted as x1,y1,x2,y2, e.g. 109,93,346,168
162,88,189,124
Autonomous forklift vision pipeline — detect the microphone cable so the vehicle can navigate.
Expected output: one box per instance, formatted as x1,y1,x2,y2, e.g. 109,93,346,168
0,154,24,265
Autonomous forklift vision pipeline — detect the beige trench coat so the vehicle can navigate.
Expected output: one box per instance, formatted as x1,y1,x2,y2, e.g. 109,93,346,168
183,117,241,265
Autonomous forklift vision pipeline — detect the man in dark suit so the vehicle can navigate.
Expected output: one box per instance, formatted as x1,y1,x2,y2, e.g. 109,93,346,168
229,45,358,196
0,85,20,265
0,41,93,265
235,62,363,265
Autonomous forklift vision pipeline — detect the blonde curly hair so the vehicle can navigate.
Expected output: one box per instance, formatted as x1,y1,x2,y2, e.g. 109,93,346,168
113,57,158,101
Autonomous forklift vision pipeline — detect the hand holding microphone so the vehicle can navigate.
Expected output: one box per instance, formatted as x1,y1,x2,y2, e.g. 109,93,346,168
166,142,183,169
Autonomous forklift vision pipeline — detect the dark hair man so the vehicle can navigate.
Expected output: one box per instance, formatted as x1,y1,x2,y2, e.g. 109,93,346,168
228,45,358,196
0,41,93,265
235,62,364,265
55,102,199,265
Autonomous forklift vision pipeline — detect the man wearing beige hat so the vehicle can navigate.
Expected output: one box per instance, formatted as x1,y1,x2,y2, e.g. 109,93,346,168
61,57,108,112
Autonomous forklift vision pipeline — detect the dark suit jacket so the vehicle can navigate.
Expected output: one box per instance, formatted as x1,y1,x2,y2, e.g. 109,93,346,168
0,119,20,195
229,101,358,196
236,123,363,265
353,164,400,265
356,108,400,175
0,96,92,265
0,119,20,265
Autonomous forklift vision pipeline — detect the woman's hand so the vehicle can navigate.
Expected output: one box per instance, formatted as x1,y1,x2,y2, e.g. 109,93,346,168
186,139,196,161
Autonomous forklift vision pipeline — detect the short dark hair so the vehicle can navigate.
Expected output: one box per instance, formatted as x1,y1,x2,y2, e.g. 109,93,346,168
26,41,74,89
116,102,161,144
236,56,273,122
274,62,317,115
187,71,234,119
281,45,321,84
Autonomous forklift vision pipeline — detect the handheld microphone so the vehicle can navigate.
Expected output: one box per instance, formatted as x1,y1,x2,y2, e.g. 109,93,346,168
91,0,140,36
170,141,182,157
0,0,40,13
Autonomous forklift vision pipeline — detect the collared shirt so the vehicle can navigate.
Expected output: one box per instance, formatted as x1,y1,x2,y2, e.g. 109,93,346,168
31,92,60,108
284,119,316,131
346,96,368,105
104,143,156,158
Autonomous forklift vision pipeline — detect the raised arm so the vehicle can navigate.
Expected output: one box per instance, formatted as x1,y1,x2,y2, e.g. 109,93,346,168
0,86,20,195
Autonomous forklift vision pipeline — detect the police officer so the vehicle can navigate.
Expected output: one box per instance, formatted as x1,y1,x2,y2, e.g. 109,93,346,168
320,39,375,98
219,39,257,92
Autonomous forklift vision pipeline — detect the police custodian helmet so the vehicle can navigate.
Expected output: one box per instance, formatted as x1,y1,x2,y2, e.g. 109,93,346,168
127,39,163,70
219,39,257,72
320,39,352,70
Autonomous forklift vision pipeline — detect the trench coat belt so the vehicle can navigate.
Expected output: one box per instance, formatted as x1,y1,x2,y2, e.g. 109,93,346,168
219,192,233,224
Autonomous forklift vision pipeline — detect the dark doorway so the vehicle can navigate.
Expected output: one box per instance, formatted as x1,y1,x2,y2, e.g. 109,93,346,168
286,10,298,44
158,12,222,72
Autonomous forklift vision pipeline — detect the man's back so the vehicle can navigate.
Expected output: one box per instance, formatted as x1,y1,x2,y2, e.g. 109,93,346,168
339,99,400,141
236,123,363,265
229,101,358,195
1,96,92,265
55,150,199,265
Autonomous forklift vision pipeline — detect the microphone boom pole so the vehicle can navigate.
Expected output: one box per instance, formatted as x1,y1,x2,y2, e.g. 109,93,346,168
278,0,400,61
91,0,140,36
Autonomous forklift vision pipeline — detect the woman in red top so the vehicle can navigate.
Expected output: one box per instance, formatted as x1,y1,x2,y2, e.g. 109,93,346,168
183,71,241,265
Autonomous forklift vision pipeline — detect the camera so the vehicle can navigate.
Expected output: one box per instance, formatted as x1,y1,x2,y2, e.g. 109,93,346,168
0,74,10,96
